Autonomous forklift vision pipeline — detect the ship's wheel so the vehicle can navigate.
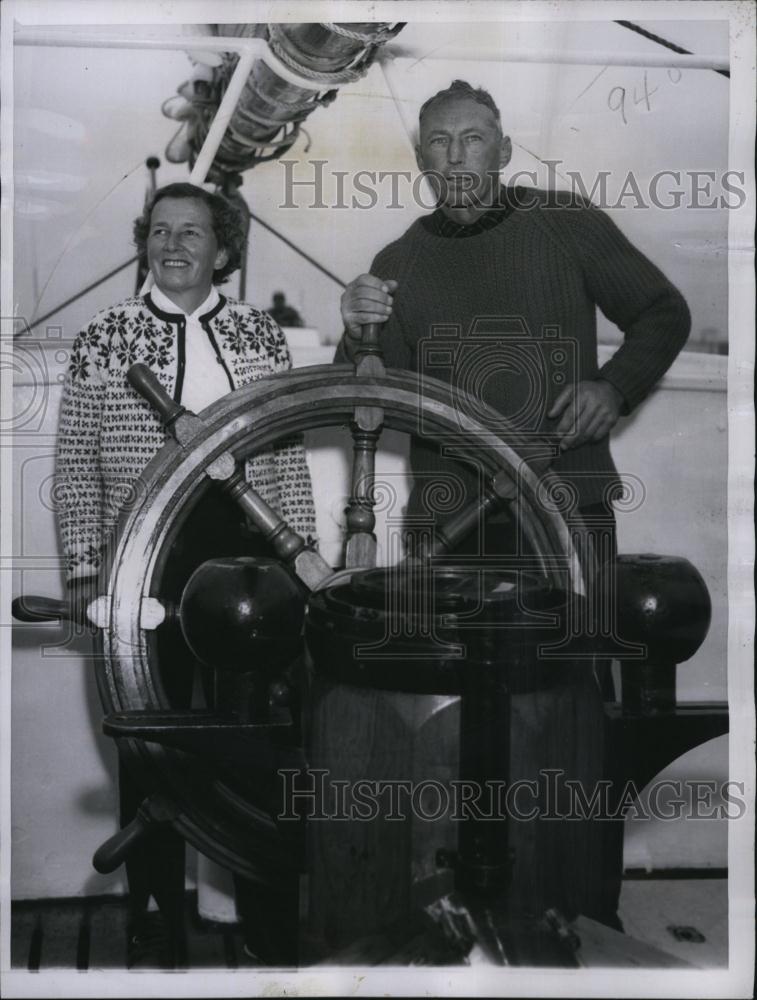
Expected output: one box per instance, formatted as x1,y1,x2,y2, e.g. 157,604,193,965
90,326,586,884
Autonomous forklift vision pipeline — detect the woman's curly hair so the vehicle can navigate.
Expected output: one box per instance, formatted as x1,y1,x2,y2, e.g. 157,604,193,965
133,182,247,284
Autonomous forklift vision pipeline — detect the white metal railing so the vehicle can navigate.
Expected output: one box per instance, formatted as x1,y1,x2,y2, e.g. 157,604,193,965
13,27,731,72
14,25,731,186
12,339,728,394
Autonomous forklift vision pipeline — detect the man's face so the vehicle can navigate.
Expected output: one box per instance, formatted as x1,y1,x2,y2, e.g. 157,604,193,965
415,96,511,216
147,197,228,310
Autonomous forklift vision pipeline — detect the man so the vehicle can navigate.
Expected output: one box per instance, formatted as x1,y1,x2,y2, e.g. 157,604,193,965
337,79,689,538
268,291,304,328
56,182,315,966
334,80,690,927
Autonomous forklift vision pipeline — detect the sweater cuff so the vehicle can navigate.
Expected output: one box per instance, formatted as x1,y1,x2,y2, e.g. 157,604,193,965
64,543,104,585
595,362,642,415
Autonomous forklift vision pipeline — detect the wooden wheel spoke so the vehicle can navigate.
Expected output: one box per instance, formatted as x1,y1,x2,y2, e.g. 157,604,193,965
128,361,330,590
344,404,384,568
417,475,511,559
222,471,331,590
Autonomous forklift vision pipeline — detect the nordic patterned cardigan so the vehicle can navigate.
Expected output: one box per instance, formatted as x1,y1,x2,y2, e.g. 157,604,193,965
55,292,318,583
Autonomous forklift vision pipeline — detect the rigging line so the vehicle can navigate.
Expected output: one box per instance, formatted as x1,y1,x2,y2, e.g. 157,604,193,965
28,158,147,325
512,142,573,186
17,256,140,337
566,65,609,111
248,211,347,288
615,20,730,79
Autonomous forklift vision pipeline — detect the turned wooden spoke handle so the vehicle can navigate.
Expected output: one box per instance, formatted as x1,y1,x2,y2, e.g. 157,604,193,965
92,814,151,873
128,363,184,426
92,794,178,873
360,322,381,353
12,595,79,624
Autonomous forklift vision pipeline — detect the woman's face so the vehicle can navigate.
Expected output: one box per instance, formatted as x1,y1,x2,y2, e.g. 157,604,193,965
147,197,228,312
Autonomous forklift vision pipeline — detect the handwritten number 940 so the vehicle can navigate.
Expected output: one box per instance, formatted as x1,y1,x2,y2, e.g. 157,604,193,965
608,68,682,125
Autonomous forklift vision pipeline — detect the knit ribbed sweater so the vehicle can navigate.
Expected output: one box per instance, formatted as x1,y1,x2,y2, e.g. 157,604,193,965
335,188,691,512
56,293,317,582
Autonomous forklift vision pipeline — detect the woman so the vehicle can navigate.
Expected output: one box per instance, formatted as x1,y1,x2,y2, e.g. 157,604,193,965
55,182,316,967
57,182,316,585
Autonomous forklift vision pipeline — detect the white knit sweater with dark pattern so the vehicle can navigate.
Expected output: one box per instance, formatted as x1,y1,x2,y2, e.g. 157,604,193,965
56,292,318,582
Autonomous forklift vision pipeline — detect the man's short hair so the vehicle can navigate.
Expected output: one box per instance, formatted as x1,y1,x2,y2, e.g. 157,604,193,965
419,80,502,129
133,182,246,283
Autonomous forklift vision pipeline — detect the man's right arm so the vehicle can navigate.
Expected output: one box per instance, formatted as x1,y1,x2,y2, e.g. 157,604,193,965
334,272,409,368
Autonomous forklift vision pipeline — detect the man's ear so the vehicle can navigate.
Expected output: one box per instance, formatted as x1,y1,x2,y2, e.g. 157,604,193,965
415,143,425,172
215,247,230,270
500,134,512,170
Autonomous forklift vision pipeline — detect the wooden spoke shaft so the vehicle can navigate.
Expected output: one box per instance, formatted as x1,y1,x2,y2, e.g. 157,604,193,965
417,479,508,559
345,409,384,569
128,362,330,590
343,323,389,566
353,322,386,377
222,471,331,589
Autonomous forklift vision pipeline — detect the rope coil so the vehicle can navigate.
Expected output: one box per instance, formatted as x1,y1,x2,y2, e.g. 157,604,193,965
320,22,401,44
267,24,371,85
